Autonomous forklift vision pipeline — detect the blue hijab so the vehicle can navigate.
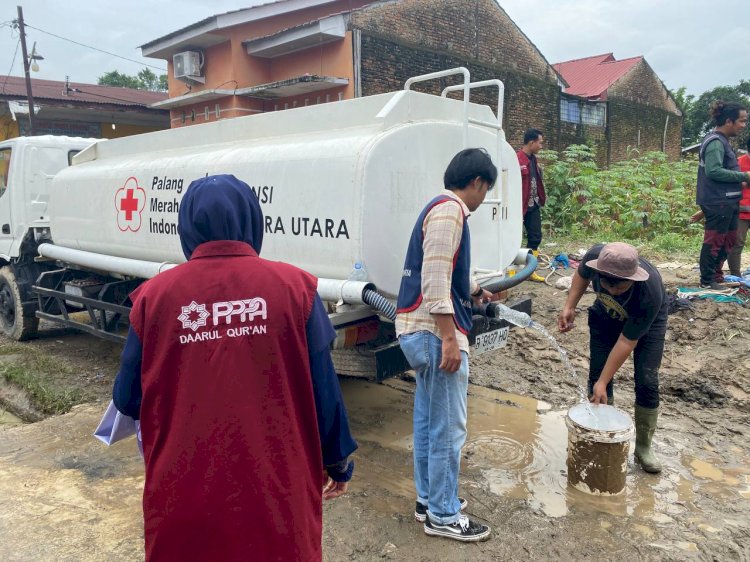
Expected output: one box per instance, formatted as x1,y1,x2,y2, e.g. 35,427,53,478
178,174,264,259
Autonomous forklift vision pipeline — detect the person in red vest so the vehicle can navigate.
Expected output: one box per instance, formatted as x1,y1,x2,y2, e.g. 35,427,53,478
516,128,547,282
728,137,750,277
112,174,357,562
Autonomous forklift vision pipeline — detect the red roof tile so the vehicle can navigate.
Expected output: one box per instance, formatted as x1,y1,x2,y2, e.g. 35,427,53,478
552,53,642,99
0,75,167,107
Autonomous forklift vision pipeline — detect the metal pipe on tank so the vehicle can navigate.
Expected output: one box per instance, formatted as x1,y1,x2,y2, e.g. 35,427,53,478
38,243,176,279
316,278,374,305
38,244,380,307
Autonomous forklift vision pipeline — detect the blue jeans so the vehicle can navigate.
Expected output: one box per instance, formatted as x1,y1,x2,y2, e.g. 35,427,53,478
398,331,469,524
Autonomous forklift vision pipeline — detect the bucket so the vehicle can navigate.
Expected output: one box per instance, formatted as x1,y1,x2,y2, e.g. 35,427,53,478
565,403,634,495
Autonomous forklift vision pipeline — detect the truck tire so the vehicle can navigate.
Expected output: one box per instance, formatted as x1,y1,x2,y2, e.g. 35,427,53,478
0,266,39,341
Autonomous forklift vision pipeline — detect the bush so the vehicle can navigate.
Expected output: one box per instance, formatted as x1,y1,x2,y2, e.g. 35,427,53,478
540,145,702,248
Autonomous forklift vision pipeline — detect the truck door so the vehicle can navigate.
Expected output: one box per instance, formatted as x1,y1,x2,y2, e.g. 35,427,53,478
0,146,13,260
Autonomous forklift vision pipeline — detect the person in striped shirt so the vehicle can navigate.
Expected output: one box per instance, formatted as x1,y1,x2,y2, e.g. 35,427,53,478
396,148,495,542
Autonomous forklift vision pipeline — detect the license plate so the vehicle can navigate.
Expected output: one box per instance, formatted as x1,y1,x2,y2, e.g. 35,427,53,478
472,326,509,355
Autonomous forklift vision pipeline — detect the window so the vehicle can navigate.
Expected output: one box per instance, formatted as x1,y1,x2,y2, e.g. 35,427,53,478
560,97,606,127
560,98,580,123
581,104,606,126
0,148,11,198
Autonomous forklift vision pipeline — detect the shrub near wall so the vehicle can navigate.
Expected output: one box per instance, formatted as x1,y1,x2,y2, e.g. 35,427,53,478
541,145,700,247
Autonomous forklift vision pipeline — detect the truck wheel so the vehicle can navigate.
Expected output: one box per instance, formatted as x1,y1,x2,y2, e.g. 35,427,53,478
0,266,39,341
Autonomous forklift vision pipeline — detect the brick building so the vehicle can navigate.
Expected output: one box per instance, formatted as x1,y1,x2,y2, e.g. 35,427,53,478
553,53,682,165
141,0,680,163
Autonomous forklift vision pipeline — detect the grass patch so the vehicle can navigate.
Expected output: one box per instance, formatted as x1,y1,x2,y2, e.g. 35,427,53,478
541,232,701,264
0,355,86,415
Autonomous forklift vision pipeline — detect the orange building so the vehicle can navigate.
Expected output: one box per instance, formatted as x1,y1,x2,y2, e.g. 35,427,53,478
140,0,681,163
140,0,375,128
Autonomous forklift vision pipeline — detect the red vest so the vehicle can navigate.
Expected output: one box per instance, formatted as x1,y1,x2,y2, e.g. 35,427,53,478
130,240,323,562
516,150,547,215
738,154,750,220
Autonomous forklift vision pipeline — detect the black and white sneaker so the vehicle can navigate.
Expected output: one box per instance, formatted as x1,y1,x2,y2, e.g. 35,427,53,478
424,514,491,542
414,497,468,522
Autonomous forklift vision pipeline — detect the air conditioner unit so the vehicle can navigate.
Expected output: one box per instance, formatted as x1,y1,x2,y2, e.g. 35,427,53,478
173,51,205,84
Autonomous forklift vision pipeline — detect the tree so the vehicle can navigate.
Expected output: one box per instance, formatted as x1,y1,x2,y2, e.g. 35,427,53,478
674,81,750,147
97,69,168,92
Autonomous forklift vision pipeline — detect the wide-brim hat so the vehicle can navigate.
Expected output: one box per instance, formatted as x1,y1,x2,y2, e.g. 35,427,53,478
586,242,649,282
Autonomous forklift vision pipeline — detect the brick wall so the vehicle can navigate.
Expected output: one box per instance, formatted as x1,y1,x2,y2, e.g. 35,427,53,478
350,0,682,164
558,121,608,165
351,0,557,82
351,0,561,151
608,60,680,114
605,60,683,162
607,99,682,163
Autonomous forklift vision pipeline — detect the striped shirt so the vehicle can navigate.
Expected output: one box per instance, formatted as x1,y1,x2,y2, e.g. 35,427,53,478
395,191,479,353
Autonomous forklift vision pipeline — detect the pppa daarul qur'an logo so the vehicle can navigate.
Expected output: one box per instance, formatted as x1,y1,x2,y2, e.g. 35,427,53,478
115,177,147,232
178,298,268,330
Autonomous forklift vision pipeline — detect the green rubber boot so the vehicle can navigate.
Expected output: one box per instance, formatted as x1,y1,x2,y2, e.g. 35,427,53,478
634,405,662,474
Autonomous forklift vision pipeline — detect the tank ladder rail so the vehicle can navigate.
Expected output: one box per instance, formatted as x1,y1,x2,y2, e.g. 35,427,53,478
404,67,471,146
33,269,138,343
441,79,509,285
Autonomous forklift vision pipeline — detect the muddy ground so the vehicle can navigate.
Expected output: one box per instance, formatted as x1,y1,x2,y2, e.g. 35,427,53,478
0,263,749,561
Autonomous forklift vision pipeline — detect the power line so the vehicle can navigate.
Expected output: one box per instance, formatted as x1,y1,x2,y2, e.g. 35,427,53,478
74,88,151,106
24,23,168,73
0,38,20,94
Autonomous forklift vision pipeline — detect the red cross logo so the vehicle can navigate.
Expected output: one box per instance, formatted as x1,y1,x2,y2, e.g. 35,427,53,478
115,177,146,232
120,189,139,221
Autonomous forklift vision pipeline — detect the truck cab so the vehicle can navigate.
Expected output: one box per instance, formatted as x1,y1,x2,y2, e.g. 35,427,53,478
0,136,96,339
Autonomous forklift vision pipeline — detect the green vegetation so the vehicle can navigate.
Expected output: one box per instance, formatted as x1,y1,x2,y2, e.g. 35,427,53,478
97,68,168,92
671,81,750,146
540,144,702,259
0,353,86,415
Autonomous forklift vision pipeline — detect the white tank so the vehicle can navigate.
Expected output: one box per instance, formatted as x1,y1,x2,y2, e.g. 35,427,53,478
49,89,522,297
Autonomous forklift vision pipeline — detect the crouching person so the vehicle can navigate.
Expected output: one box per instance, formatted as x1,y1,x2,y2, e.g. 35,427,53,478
558,242,668,473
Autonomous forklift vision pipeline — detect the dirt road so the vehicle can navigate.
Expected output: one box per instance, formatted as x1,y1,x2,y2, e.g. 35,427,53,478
0,269,749,561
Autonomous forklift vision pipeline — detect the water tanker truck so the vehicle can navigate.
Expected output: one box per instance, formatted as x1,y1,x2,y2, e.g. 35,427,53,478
0,68,534,378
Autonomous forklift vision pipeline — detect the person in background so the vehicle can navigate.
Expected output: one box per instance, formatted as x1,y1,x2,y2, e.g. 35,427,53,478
517,128,547,282
558,242,668,474
397,148,495,542
694,101,750,289
113,174,357,562
727,137,750,277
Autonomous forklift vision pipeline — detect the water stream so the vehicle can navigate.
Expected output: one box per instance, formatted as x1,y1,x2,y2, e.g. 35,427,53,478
490,303,596,423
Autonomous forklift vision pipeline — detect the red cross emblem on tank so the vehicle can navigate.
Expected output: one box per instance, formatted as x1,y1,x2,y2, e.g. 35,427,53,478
114,177,147,232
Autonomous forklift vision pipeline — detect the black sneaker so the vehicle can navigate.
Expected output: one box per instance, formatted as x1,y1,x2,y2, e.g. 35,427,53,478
699,282,724,290
424,514,491,542
414,497,468,522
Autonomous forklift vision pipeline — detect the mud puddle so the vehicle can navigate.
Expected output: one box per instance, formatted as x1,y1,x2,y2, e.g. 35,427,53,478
342,378,749,530
0,409,24,427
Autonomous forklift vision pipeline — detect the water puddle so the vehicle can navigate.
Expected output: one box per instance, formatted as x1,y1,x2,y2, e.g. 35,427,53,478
0,409,24,427
340,377,749,525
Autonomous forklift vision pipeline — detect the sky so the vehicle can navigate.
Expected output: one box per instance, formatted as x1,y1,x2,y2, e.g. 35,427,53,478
0,1,745,95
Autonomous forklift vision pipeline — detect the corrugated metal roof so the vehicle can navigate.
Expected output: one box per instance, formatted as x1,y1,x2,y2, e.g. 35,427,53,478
0,75,167,107
553,53,642,99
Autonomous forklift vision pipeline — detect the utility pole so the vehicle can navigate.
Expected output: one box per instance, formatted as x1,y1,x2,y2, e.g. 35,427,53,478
16,5,36,136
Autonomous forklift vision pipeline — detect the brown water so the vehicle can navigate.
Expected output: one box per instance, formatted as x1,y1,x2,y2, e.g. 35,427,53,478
341,378,749,525
0,409,24,427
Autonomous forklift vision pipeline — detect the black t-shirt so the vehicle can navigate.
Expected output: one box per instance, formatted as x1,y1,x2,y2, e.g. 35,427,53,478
578,244,668,340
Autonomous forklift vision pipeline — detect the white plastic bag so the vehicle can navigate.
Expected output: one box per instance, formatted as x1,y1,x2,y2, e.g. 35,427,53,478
93,400,143,458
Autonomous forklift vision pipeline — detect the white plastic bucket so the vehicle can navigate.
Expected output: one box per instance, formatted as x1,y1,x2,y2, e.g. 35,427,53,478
565,403,634,495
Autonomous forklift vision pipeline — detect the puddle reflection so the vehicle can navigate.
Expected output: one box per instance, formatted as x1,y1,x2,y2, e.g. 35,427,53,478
340,378,749,525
